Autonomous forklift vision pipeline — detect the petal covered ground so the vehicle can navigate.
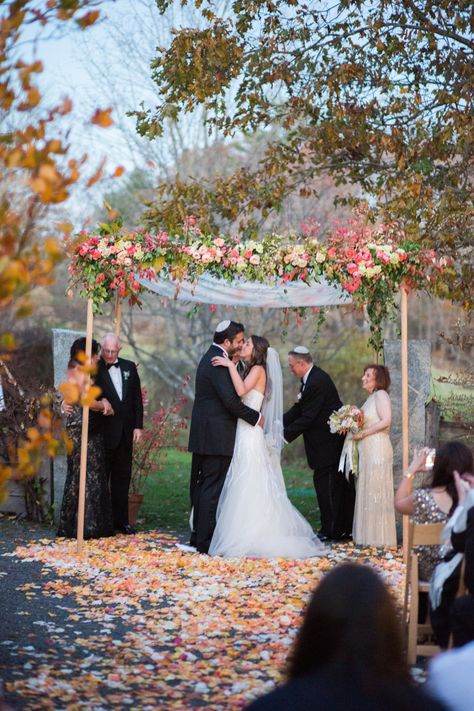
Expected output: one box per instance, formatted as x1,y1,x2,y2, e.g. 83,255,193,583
4,532,404,709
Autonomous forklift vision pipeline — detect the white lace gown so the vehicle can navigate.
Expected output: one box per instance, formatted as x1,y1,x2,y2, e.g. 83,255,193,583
209,389,326,559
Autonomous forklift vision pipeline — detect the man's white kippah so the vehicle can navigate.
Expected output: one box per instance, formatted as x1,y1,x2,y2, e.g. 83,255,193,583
215,319,231,333
293,346,310,354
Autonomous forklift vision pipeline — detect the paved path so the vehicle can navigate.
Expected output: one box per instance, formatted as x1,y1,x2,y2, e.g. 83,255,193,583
0,515,405,710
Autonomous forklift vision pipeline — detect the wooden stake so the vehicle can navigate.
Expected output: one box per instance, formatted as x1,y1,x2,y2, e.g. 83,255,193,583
114,293,122,337
400,285,409,555
76,298,94,553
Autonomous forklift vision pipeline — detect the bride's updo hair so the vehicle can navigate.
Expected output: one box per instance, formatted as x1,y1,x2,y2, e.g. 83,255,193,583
247,335,269,371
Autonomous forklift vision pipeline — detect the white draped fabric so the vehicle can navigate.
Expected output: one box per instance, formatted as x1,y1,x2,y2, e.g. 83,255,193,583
138,273,352,307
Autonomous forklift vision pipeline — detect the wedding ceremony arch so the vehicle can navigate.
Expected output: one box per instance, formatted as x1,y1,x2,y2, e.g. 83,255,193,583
68,217,446,551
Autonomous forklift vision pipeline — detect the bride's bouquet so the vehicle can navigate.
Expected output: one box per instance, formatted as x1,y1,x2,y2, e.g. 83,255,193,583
329,405,364,435
329,405,364,479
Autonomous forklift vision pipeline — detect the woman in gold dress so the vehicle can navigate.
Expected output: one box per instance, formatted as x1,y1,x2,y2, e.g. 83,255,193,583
352,364,397,547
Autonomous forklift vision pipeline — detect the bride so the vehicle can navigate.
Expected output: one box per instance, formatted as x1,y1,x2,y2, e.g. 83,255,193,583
208,335,326,559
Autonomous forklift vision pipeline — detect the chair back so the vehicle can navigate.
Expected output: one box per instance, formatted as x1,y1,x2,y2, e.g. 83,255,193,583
404,519,446,664
409,521,445,548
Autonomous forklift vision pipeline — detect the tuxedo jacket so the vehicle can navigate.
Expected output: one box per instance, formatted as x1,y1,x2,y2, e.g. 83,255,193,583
188,345,260,457
283,365,343,469
95,357,143,450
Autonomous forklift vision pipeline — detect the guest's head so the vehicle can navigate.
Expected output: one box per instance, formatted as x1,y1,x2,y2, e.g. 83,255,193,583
287,563,408,683
101,333,121,366
429,441,473,510
213,320,245,358
288,346,313,379
362,364,391,393
70,337,101,367
241,335,269,368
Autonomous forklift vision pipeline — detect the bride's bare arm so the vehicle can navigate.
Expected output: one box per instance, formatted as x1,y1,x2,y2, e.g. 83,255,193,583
211,356,263,396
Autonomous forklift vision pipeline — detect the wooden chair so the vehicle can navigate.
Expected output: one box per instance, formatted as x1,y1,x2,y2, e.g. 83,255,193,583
404,520,445,665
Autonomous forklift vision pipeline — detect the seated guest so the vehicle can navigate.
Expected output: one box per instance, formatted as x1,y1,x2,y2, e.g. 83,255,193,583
428,492,474,711
245,563,446,711
429,469,474,648
427,640,474,711
394,442,472,580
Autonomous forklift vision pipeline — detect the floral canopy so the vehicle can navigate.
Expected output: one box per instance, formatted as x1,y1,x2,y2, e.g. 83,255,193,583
67,213,447,550
68,214,445,352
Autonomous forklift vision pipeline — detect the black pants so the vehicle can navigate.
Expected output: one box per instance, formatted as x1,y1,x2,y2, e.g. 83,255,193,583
106,434,133,530
190,453,232,553
313,464,355,539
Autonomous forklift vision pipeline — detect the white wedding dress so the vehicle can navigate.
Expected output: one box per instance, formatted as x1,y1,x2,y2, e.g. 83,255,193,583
209,389,326,559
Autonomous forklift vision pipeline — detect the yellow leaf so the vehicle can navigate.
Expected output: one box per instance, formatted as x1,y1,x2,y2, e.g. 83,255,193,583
39,164,59,182
57,221,73,234
27,87,41,107
81,385,102,407
59,381,80,405
154,256,165,272
44,238,62,260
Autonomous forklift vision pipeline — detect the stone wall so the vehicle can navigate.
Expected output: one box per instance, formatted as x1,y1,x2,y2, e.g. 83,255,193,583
384,339,432,486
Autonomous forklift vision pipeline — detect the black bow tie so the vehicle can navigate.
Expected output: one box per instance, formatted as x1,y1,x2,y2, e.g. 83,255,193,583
106,362,119,370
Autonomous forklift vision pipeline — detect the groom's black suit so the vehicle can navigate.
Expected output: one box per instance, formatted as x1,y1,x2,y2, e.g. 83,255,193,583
188,344,260,553
283,365,354,539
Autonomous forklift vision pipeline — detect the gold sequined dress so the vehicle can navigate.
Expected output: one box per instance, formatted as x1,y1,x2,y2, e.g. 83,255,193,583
352,392,397,546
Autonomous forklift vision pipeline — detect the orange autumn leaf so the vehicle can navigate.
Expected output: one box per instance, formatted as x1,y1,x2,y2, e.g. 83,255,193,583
76,11,101,28
111,165,125,178
91,108,113,128
86,159,106,188
81,385,102,407
59,381,80,405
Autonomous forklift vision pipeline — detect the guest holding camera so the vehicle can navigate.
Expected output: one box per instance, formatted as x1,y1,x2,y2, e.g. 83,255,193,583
395,442,472,580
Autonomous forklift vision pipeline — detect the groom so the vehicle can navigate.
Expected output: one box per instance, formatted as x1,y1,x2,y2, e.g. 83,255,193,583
188,320,261,553
283,346,354,542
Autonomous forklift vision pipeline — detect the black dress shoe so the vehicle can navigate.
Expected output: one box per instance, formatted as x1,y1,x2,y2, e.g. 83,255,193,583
117,524,136,535
317,532,331,542
332,532,353,542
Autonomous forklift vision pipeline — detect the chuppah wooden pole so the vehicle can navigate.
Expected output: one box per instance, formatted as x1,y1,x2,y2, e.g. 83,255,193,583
76,297,94,553
400,284,409,554
114,293,122,337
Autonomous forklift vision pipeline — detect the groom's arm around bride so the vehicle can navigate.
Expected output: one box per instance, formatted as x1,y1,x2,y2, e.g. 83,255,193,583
188,320,261,554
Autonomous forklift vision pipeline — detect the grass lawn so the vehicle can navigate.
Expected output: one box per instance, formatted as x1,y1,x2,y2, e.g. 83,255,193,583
139,449,321,533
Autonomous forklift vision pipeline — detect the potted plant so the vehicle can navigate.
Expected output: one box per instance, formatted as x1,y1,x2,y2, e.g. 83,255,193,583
128,385,188,526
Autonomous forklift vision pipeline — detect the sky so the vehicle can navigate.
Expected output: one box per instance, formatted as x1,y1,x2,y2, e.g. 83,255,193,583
26,0,174,224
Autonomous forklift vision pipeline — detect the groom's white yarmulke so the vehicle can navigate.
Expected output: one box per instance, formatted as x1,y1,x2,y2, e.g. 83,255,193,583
293,346,310,354
215,319,231,332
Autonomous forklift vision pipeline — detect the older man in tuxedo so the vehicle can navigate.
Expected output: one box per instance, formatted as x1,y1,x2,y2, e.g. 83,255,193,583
188,320,261,554
95,333,143,534
283,346,354,542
